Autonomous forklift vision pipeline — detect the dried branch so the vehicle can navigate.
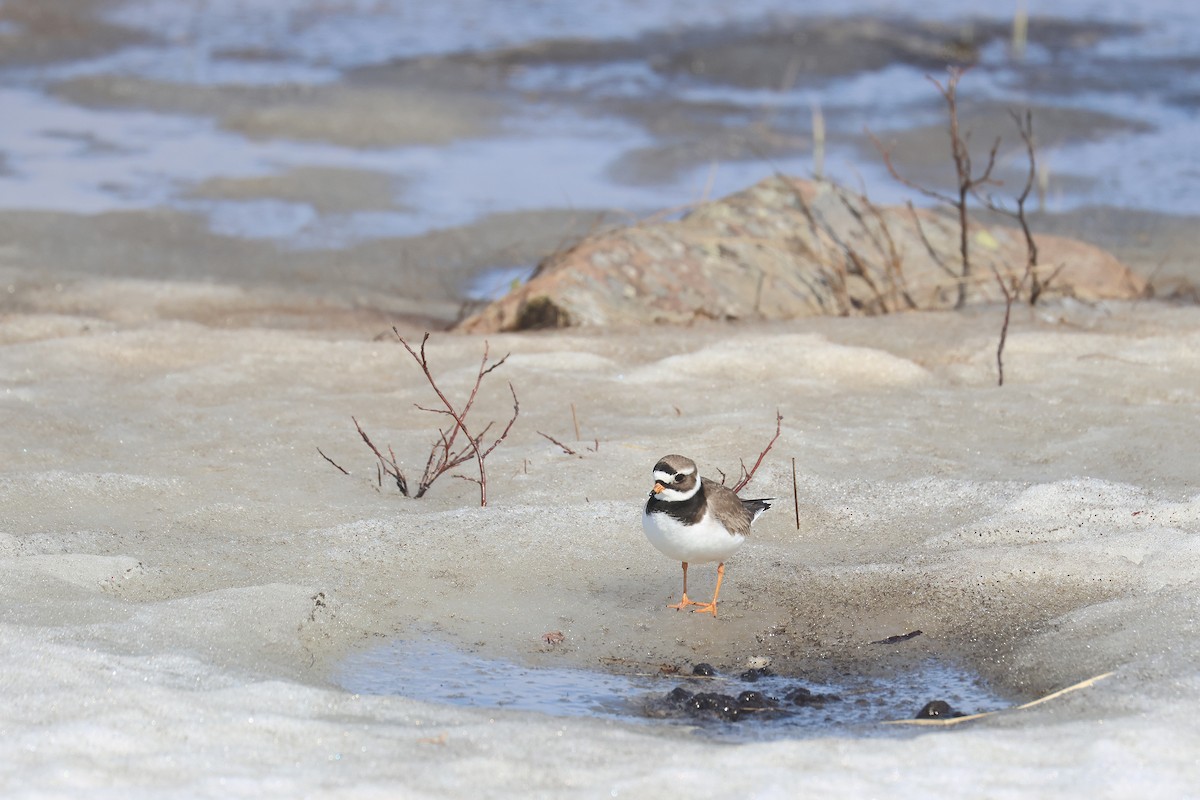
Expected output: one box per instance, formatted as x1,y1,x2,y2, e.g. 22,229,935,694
393,330,518,507
976,108,1044,304
771,168,916,316
317,447,350,475
906,200,956,279
869,67,1002,309
353,415,409,495
992,268,1016,386
347,333,518,506
970,108,1044,386
538,430,578,456
732,410,783,494
791,457,800,530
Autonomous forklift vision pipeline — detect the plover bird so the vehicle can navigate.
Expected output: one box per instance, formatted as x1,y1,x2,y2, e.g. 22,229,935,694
642,454,771,617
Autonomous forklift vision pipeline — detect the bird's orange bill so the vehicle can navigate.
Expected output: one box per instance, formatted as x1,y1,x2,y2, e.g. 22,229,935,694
652,482,665,493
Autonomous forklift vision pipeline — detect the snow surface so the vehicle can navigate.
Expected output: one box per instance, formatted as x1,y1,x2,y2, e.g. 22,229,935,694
1,294,1199,797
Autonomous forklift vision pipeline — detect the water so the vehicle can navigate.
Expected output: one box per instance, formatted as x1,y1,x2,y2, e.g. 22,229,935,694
335,639,1010,741
1,0,1198,255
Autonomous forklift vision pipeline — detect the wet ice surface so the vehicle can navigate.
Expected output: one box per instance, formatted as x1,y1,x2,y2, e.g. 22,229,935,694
3,3,1200,797
336,639,1009,740
1,0,1199,253
3,306,1200,796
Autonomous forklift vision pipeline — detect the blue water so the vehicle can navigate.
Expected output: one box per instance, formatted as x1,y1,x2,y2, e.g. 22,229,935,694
335,639,1009,740
1,0,1197,250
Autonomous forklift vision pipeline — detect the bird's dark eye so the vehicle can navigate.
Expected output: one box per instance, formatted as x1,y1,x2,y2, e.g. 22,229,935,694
673,474,684,483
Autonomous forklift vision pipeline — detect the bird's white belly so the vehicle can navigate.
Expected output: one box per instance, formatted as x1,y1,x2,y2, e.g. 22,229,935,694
642,508,745,564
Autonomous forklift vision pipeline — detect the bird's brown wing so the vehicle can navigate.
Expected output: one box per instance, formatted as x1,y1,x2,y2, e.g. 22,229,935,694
700,478,756,536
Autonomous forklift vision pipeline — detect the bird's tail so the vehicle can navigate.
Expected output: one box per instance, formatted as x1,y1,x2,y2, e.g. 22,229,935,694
741,497,772,522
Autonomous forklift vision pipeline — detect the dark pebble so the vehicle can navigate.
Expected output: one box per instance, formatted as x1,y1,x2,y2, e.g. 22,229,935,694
739,666,774,682
690,692,741,721
692,663,716,677
665,686,693,706
787,686,841,707
736,690,771,710
787,686,813,703
915,700,964,719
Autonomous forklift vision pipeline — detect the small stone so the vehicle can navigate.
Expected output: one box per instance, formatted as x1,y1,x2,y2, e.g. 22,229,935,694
786,686,814,705
916,700,956,719
787,686,840,706
739,666,774,682
692,663,716,677
665,687,693,706
736,690,770,710
689,692,741,721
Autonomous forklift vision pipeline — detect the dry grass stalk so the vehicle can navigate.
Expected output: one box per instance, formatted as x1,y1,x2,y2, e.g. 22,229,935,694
791,456,800,530
883,671,1114,727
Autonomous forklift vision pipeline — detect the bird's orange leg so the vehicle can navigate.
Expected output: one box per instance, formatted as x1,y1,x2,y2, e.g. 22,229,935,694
688,562,726,617
667,562,705,610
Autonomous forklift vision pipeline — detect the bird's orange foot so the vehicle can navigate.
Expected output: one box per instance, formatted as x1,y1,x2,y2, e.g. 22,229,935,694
689,602,718,617
667,594,706,611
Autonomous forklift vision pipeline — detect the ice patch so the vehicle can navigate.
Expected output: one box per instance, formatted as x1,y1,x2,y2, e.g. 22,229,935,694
929,479,1200,549
505,351,619,373
629,334,930,387
14,554,143,592
0,471,180,498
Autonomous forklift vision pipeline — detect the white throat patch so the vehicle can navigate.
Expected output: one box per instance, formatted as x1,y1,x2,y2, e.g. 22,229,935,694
653,481,701,503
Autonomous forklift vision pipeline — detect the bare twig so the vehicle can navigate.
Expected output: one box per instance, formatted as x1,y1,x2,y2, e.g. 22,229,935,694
992,268,1016,386
906,200,956,279
349,334,518,506
1010,109,1042,302
971,108,1043,386
977,108,1044,304
570,403,581,440
792,457,800,530
392,330,518,507
869,67,1002,309
317,447,350,475
732,410,783,494
538,430,578,456
353,415,409,495
766,165,916,316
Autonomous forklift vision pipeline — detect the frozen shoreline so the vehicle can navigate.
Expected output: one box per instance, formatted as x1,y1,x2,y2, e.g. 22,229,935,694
2,297,1198,796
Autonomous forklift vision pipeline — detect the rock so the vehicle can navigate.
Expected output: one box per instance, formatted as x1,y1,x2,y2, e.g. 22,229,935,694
739,667,774,682
455,176,1148,332
736,690,772,710
915,699,964,719
689,692,741,721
